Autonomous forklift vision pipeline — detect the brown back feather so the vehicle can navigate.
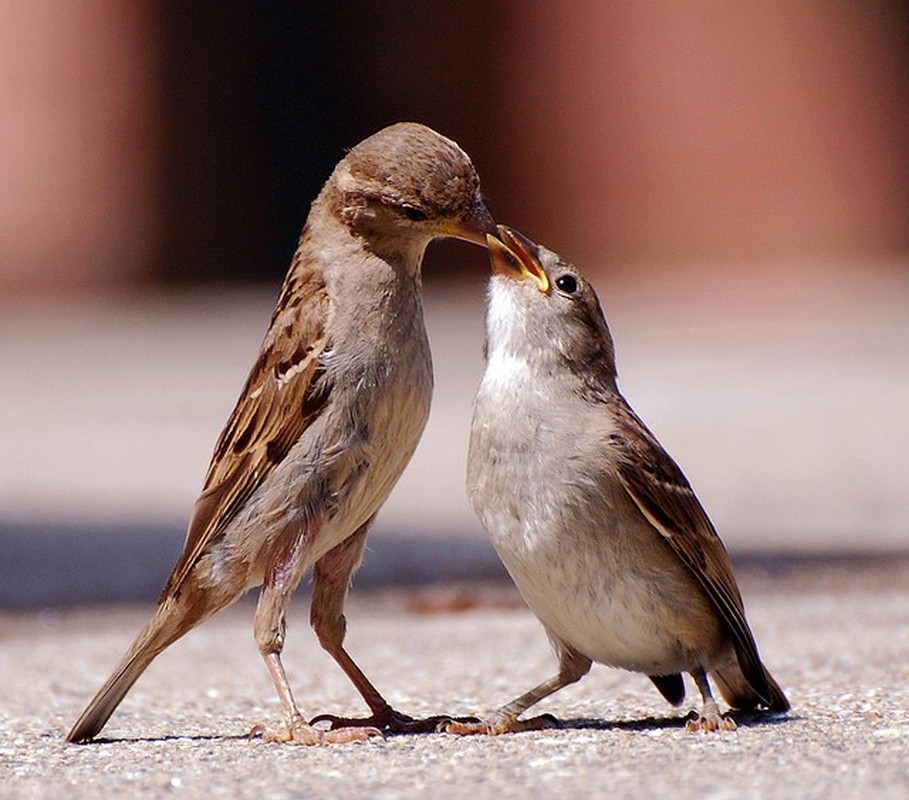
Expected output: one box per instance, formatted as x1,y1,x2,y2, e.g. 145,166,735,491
610,397,774,705
161,261,330,600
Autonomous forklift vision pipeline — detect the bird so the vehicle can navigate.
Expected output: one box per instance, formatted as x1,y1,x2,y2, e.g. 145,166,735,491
66,122,496,745
447,226,789,734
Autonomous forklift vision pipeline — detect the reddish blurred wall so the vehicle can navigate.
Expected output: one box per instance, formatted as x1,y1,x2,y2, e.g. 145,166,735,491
487,1,909,273
0,1,160,296
1,2,907,295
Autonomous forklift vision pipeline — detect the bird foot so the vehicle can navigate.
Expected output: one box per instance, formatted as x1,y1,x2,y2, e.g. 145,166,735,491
310,706,477,735
685,707,737,733
249,716,383,745
441,712,560,736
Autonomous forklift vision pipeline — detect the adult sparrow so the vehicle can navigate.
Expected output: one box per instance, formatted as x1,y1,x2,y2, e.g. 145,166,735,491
67,123,495,745
448,227,789,734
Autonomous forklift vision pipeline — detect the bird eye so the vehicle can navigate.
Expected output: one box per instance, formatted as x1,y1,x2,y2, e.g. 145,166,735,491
555,274,579,294
400,204,428,222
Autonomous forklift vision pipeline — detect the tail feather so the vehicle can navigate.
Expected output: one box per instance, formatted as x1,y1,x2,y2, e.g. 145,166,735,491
760,667,790,712
67,598,198,743
649,673,686,707
713,659,790,713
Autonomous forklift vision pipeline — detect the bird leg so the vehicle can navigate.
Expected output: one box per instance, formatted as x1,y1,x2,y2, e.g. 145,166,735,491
686,667,736,732
308,522,468,734
444,647,592,735
250,523,379,744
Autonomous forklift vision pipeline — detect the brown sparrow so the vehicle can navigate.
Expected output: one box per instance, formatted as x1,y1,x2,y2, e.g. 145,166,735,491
67,123,495,745
448,227,789,734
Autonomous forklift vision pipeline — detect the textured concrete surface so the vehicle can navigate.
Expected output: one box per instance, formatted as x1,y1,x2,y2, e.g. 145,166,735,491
1,264,908,795
2,562,908,799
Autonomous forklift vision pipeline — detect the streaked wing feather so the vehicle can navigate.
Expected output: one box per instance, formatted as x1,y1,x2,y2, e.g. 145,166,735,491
609,398,771,701
162,265,330,599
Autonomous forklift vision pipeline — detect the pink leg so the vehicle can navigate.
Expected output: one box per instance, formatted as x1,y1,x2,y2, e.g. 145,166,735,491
443,644,591,736
309,520,469,734
250,522,380,745
685,668,737,733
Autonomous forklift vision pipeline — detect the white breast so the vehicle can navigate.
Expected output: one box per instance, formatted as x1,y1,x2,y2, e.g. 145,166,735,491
469,339,718,674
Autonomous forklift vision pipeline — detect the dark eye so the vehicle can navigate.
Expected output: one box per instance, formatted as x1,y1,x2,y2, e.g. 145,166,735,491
555,273,579,294
401,204,428,222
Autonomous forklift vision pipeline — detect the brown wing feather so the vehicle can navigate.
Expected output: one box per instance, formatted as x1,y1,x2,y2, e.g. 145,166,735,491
162,260,330,599
608,397,773,703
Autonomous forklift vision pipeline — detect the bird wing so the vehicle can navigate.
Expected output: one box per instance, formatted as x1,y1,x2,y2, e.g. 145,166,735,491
608,397,771,701
162,263,331,599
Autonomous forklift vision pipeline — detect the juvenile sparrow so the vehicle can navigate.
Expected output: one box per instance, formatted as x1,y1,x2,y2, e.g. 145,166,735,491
67,123,495,745
449,227,789,734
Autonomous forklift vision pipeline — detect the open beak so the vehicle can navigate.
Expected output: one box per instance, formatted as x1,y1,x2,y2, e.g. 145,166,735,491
444,197,497,246
486,225,550,293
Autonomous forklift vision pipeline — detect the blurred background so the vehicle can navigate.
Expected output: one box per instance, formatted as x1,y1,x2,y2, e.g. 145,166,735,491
2,1,908,606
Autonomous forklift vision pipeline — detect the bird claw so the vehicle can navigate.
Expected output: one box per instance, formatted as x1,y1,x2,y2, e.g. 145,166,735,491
249,717,383,745
310,708,480,735
441,712,560,736
685,709,737,733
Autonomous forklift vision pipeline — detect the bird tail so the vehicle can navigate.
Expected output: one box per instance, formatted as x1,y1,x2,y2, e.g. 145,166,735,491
713,658,790,714
66,595,202,743
649,673,686,706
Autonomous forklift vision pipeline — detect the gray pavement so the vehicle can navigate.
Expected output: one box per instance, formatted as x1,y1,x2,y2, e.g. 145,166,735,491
2,561,908,799
1,264,908,796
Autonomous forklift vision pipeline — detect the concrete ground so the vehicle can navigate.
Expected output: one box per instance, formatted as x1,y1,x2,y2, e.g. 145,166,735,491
1,262,908,796
2,561,908,799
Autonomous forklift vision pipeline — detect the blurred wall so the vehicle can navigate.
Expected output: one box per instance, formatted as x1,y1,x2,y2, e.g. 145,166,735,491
0,1,160,295
1,1,907,295
489,1,909,272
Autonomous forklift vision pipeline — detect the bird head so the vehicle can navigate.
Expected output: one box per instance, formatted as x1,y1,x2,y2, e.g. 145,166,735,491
484,225,618,387
329,122,495,262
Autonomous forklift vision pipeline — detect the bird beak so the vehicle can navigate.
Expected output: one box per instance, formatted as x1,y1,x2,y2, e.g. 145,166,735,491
444,198,498,246
486,225,550,293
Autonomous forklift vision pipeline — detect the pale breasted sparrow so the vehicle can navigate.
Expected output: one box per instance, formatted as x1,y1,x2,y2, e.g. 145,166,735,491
448,227,789,734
